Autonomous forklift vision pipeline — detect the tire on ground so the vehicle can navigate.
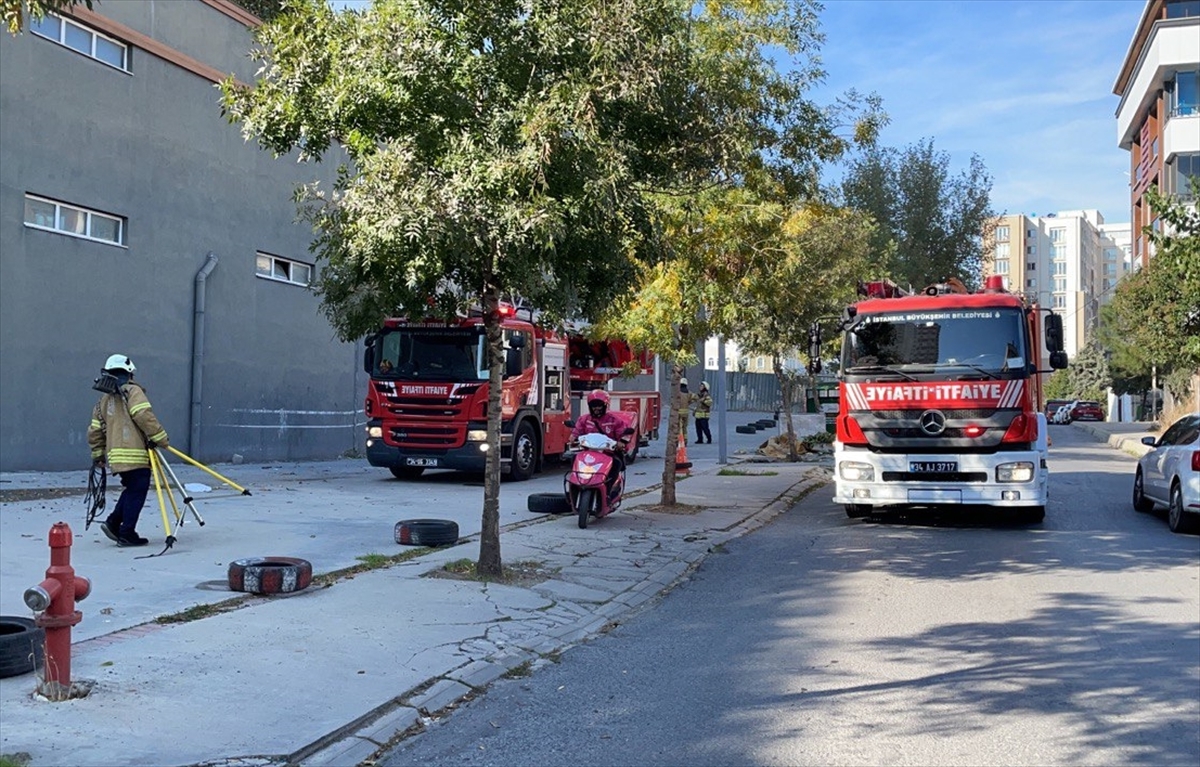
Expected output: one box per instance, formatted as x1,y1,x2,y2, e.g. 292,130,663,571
735,425,757,434
527,493,570,514
0,616,45,679
755,420,776,428
228,557,313,594
394,519,460,547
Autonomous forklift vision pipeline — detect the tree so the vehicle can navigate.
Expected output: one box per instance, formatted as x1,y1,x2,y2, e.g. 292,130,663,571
841,138,995,290
3,0,91,34
221,0,714,576
1067,339,1110,404
1100,181,1200,401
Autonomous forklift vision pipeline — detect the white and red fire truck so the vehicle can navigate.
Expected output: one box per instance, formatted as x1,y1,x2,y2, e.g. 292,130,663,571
829,275,1068,522
362,306,660,481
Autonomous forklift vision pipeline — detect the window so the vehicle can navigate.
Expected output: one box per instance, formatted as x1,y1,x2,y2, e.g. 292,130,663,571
256,252,312,286
1052,244,1066,260
1026,229,1035,238
1053,295,1066,309
1049,228,1065,242
1026,278,1037,288
755,357,765,370
995,242,1010,259
995,226,1010,242
23,194,124,245
1172,70,1198,117
1026,262,1037,271
994,259,1009,275
1054,277,1066,292
1166,153,1199,197
30,13,130,71
1166,0,1200,20
1052,261,1067,275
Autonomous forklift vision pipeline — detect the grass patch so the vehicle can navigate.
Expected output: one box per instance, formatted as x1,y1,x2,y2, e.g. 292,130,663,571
428,558,554,587
0,754,31,767
312,546,432,586
717,468,778,476
356,552,391,569
502,660,534,679
156,601,232,624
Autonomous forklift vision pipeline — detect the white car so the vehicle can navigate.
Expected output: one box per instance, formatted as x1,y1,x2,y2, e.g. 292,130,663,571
1132,413,1200,534
1053,402,1076,425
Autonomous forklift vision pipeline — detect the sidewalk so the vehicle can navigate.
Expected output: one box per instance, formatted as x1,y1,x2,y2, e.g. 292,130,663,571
1066,419,1159,458
0,415,829,767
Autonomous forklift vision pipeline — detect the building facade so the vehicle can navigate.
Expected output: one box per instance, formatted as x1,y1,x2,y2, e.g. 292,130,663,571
982,210,1127,358
0,0,363,471
1113,0,1200,266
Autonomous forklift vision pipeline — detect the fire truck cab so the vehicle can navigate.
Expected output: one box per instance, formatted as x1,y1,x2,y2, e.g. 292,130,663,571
828,276,1067,523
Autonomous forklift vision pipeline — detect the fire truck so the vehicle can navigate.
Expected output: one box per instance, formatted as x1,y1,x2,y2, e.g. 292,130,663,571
826,275,1068,523
362,306,661,481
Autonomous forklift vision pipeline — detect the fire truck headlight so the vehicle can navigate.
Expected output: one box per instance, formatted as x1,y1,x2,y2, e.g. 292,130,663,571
367,426,383,439
467,430,488,442
996,461,1034,483
839,461,874,482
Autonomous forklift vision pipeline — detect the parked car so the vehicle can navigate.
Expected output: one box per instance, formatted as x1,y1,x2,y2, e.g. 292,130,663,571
1052,401,1076,425
1132,413,1200,534
1070,400,1105,421
1045,399,1071,423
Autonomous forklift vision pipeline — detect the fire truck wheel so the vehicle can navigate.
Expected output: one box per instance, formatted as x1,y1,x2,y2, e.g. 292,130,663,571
227,557,313,594
394,519,460,547
527,493,571,514
390,466,425,480
507,421,538,482
735,425,757,435
844,504,872,519
0,616,45,679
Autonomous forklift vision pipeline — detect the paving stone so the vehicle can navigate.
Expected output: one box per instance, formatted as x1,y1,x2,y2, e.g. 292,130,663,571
409,678,472,715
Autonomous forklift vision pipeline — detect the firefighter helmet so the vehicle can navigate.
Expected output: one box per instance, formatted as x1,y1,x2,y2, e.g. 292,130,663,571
104,354,136,373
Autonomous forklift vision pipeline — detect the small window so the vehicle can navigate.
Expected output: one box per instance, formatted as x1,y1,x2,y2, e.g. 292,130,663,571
1049,228,1065,242
1053,294,1066,309
23,193,125,245
1026,245,1036,255
995,242,1010,259
995,226,1010,242
1026,262,1036,271
994,259,1009,275
256,252,312,287
30,13,130,72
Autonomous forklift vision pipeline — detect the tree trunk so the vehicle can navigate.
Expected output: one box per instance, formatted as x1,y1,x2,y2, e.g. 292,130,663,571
477,285,503,578
659,364,683,506
775,359,798,461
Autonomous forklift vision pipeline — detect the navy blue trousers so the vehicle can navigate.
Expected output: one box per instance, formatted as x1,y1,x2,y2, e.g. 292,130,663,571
110,468,151,537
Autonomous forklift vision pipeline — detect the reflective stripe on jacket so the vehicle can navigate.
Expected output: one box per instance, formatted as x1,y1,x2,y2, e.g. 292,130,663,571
87,382,168,473
694,392,713,419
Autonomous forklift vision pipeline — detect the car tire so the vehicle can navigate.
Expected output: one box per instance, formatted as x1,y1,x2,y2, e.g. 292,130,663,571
527,492,570,514
1167,483,1198,534
0,616,45,679
735,425,757,435
394,519,460,547
507,420,538,482
228,557,313,594
844,504,871,519
390,466,425,480
1132,469,1155,513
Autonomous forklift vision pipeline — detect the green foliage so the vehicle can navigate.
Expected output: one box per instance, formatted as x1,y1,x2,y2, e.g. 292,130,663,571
4,0,92,34
1069,339,1110,402
841,138,995,289
1100,181,1200,399
231,0,287,22
1044,369,1072,400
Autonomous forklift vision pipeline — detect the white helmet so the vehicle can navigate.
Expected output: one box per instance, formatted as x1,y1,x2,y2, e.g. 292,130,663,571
679,377,688,386
104,354,136,373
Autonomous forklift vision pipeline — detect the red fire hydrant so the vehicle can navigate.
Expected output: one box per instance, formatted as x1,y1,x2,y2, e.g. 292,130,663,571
24,522,91,699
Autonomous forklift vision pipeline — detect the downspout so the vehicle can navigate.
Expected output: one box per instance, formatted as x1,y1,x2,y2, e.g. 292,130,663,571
190,253,218,457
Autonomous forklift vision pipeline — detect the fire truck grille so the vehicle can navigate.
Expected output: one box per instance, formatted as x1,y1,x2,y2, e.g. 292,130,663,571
881,471,990,483
387,423,462,448
871,408,996,420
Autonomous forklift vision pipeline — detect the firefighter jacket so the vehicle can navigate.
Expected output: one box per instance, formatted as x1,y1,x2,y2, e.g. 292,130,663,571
88,382,169,474
693,390,713,419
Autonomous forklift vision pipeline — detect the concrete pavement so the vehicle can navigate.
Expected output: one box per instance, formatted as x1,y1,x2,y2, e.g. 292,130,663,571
0,416,1154,766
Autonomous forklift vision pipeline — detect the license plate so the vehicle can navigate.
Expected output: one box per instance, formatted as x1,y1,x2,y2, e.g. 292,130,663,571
406,458,439,467
910,461,957,473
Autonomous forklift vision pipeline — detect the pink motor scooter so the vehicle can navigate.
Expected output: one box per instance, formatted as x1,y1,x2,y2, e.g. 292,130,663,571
565,425,635,529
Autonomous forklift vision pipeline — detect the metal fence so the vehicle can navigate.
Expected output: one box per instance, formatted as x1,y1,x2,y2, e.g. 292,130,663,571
697,371,839,413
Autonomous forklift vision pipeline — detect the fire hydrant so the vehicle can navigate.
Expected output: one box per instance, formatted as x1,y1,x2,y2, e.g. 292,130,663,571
24,522,91,699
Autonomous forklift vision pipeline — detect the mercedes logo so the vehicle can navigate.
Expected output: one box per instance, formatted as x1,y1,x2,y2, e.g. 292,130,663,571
919,410,946,436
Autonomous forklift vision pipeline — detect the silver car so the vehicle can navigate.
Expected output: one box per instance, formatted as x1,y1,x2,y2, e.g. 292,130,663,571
1133,413,1200,534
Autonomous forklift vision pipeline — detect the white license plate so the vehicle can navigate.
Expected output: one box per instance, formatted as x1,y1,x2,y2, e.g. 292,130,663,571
406,458,439,467
910,461,957,473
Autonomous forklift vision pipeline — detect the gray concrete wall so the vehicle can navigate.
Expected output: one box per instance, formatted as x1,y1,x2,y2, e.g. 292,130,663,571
0,1,362,471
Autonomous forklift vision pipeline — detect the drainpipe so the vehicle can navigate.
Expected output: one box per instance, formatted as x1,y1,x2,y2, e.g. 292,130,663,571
190,253,218,457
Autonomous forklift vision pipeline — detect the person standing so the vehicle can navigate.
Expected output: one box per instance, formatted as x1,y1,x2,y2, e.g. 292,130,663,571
694,380,713,444
677,377,691,445
88,354,169,547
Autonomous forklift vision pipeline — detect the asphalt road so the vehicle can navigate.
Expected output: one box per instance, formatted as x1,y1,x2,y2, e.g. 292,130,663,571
379,425,1200,767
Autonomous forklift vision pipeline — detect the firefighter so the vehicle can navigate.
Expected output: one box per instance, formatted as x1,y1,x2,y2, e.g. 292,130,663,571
88,354,169,547
693,381,713,444
677,377,691,445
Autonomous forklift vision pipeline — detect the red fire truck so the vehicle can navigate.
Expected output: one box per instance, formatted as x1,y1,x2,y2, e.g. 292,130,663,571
362,306,661,480
828,275,1067,523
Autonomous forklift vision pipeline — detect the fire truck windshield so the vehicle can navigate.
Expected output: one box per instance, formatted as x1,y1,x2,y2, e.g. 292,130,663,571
372,328,486,382
843,308,1028,375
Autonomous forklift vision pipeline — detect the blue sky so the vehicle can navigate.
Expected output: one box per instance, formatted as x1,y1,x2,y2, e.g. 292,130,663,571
329,0,1145,224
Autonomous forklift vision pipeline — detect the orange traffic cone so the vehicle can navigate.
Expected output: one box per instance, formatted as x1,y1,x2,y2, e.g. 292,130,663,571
675,433,692,475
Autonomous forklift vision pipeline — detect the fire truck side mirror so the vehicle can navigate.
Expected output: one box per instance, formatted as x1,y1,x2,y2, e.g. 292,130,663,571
1044,313,1064,353
1050,351,1068,370
362,344,374,374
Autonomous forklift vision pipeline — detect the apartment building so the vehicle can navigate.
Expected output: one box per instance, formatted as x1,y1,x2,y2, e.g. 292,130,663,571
0,1,361,471
982,210,1125,358
1113,0,1200,266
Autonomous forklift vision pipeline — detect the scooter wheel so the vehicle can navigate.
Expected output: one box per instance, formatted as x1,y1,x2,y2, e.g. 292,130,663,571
577,488,597,529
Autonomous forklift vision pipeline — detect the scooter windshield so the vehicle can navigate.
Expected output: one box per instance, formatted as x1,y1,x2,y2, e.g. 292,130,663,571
578,432,617,450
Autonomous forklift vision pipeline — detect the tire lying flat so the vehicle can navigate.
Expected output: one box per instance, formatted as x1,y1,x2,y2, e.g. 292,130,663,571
527,493,571,514
394,519,460,547
0,616,45,679
228,557,313,594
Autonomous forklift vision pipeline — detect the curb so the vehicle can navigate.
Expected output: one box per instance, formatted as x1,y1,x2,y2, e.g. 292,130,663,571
1074,422,1153,459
